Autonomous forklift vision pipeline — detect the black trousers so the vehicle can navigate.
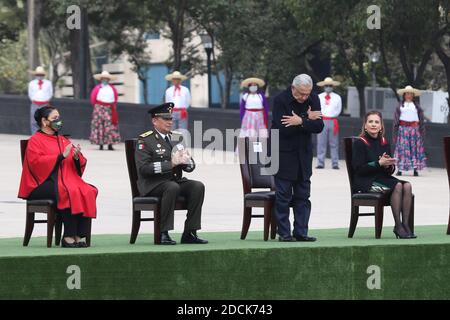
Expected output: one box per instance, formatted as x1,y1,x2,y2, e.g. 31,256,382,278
59,209,90,238
28,176,90,238
147,179,205,232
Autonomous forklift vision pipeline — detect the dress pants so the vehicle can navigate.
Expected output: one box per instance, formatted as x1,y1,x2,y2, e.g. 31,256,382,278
274,176,311,238
60,209,90,238
147,179,205,232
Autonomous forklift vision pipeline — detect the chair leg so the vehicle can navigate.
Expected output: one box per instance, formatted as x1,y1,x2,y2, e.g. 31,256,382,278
130,210,141,244
374,203,384,239
240,207,252,240
447,208,450,235
270,203,277,240
409,195,415,234
47,207,56,248
348,204,359,238
23,211,35,247
86,219,92,247
263,203,271,241
154,207,161,245
55,213,62,246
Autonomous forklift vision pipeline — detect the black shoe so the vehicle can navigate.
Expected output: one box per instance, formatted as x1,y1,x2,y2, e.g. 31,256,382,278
160,231,176,245
316,165,324,169
61,238,78,248
332,165,340,170
108,144,114,151
413,169,418,176
393,225,411,239
278,235,295,242
181,231,208,244
76,241,88,248
99,145,104,150
396,171,402,176
294,235,317,242
402,224,417,239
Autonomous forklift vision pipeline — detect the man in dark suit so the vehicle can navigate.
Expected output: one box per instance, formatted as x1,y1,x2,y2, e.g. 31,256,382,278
135,102,207,245
271,74,324,242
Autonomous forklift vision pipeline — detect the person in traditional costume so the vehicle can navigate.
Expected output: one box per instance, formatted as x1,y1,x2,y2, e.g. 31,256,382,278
28,66,53,135
352,111,416,239
89,70,121,150
164,71,191,130
316,77,342,169
239,77,269,138
393,85,427,176
18,106,98,248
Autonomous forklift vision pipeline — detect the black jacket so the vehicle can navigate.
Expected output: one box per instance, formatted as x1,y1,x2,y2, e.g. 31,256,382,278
352,134,395,193
270,88,324,181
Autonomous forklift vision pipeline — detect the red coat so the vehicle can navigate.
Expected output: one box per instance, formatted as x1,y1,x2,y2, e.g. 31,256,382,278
18,132,98,218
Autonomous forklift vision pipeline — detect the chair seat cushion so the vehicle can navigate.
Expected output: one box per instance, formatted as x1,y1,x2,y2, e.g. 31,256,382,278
133,196,187,204
245,191,275,201
27,199,54,206
352,192,387,200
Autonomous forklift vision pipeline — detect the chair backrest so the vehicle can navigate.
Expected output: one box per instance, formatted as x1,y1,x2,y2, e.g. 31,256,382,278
20,139,29,164
343,137,358,194
125,139,139,198
444,136,450,186
239,137,274,194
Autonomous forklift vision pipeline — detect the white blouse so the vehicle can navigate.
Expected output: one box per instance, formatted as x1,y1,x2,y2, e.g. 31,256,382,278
399,102,419,122
243,93,264,109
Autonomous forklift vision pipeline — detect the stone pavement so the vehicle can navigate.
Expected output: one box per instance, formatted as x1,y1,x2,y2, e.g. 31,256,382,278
0,134,448,238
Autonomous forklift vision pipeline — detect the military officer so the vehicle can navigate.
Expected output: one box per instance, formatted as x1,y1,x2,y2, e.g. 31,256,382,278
135,102,208,245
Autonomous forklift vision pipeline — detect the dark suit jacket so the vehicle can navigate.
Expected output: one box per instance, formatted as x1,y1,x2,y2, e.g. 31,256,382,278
271,88,324,181
135,130,195,196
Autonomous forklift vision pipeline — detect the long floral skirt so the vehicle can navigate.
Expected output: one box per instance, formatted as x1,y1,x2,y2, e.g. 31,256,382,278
239,110,268,138
394,125,427,171
89,104,121,145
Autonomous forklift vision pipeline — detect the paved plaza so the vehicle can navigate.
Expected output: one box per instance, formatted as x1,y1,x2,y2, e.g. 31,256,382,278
0,133,448,238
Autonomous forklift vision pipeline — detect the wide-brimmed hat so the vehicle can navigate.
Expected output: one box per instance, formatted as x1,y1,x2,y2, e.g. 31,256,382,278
94,70,117,81
241,77,265,88
29,66,47,76
165,71,188,81
397,85,421,97
317,77,341,87
148,102,174,119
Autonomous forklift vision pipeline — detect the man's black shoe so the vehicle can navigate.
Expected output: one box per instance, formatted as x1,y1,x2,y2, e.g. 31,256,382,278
278,236,295,242
332,165,339,170
181,231,208,244
294,235,317,242
315,165,324,169
160,231,176,245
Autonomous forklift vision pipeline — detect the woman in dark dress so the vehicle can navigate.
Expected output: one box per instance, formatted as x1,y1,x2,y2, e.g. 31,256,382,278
352,111,416,239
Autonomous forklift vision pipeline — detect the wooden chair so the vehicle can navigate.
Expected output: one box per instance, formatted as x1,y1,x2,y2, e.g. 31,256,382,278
125,139,187,244
343,137,414,239
20,139,63,248
239,137,277,241
444,136,450,235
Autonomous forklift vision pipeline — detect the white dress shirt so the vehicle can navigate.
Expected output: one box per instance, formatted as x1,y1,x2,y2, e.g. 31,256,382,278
243,93,264,109
318,92,342,118
399,102,419,122
28,79,53,102
96,84,115,103
165,85,191,109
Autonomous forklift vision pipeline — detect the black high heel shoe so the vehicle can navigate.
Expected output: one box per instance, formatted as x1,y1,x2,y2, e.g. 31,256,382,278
61,238,78,248
393,226,411,239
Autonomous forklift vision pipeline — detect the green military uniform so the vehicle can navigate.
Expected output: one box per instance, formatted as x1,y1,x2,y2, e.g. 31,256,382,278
135,127,205,233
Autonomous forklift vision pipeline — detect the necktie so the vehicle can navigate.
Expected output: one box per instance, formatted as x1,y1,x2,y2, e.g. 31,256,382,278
174,85,181,96
325,94,331,105
38,79,43,90
164,135,172,149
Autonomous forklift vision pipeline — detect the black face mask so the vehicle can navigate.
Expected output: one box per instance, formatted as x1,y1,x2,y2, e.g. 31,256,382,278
49,118,63,131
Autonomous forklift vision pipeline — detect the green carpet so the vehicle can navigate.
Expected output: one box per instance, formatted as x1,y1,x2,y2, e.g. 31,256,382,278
0,225,449,299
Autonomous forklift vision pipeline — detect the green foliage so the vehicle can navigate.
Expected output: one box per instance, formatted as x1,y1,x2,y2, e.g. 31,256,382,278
0,30,28,94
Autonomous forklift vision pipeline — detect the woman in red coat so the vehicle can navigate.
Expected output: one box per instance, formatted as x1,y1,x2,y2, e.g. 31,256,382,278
18,106,98,248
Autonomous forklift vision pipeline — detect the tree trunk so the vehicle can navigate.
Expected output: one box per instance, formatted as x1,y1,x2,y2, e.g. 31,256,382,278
357,85,366,118
27,0,42,77
435,43,450,123
222,66,233,109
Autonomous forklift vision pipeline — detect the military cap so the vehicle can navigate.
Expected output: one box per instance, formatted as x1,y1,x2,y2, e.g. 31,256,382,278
148,102,174,119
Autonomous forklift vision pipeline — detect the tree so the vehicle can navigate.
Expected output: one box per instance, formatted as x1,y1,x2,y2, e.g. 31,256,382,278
0,0,25,44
